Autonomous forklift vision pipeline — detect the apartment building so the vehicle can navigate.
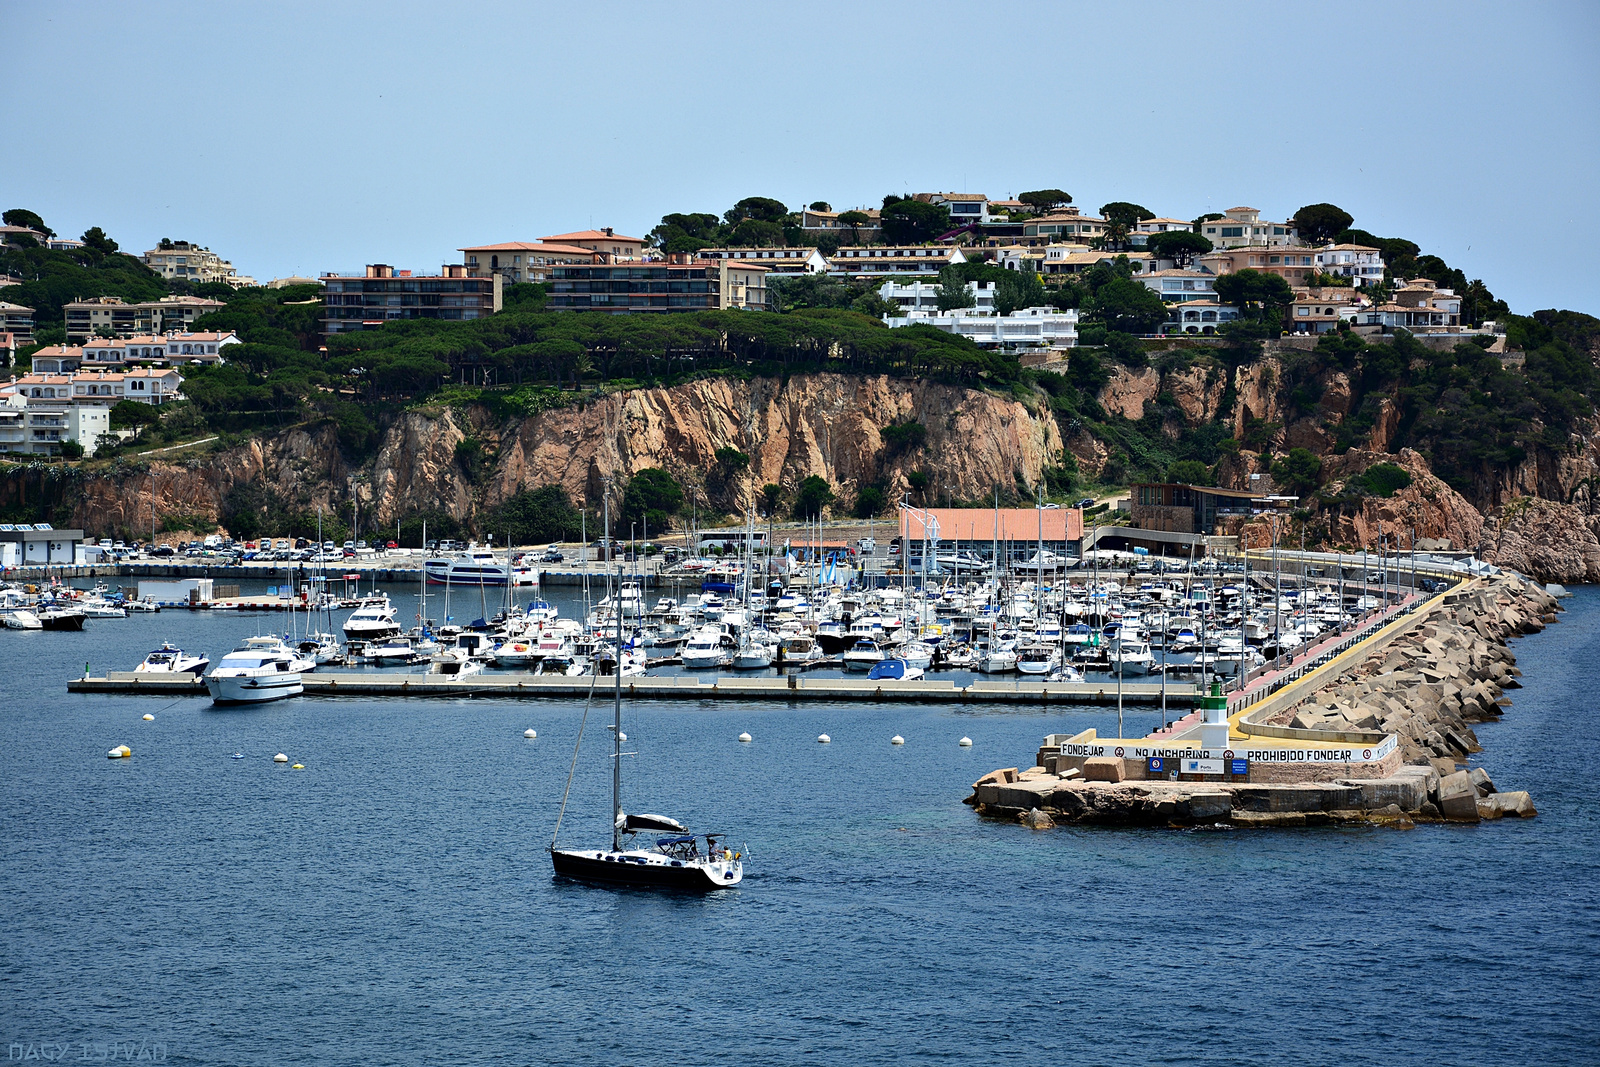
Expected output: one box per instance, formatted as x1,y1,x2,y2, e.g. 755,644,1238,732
28,346,83,373
887,305,1078,348
0,379,114,456
1288,290,1362,334
1128,218,1196,248
141,241,253,287
63,295,227,340
715,261,771,311
998,245,1152,277
1197,207,1300,248
1199,246,1320,286
1137,269,1219,302
80,331,240,367
697,247,829,275
1022,209,1109,243
460,242,600,284
541,228,646,258
918,192,993,227
1166,300,1241,335
321,265,502,338
1313,244,1384,286
878,280,997,315
827,245,968,278
0,301,35,344
547,255,717,313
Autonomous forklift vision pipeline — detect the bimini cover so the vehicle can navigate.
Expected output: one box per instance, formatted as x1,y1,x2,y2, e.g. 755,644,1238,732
868,658,907,681
626,813,688,833
656,835,696,847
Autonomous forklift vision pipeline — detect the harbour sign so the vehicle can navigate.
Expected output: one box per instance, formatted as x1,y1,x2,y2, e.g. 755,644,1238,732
1063,735,1396,765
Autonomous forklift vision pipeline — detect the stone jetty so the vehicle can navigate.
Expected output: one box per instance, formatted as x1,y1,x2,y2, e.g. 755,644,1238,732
968,573,1552,828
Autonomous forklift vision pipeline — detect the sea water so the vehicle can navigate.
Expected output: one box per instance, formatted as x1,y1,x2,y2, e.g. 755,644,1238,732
2,582,1597,1064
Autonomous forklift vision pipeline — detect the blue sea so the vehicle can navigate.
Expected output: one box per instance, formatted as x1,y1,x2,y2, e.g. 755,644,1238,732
2,581,1597,1065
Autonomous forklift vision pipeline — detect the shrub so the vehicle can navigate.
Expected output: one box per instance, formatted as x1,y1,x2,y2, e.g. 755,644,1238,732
1350,462,1412,498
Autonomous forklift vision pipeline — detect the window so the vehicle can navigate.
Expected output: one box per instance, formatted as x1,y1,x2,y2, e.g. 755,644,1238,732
1297,307,1310,316
1221,227,1243,238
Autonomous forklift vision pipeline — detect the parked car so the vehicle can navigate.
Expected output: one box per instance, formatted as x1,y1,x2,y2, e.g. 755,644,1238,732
541,547,564,563
1075,498,1095,509
152,544,175,557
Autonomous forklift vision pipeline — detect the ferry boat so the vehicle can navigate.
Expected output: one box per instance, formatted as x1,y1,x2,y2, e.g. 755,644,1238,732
424,547,535,587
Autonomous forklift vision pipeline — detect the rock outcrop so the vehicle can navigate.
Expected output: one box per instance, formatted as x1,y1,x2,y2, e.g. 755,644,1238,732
1478,496,1600,583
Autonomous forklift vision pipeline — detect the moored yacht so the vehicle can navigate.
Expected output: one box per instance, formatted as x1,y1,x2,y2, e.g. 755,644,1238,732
206,637,313,704
135,642,209,675
342,597,400,641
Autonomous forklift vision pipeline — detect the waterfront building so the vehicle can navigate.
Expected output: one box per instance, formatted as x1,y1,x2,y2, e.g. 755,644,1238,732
1129,482,1291,534
0,521,86,565
896,507,1085,563
878,279,997,314
320,264,502,338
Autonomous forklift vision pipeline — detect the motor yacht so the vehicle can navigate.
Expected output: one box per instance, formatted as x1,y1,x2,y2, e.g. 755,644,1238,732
206,636,313,704
867,657,924,682
429,647,485,677
134,642,209,675
679,626,732,670
842,639,887,671
1016,644,1063,675
342,597,400,641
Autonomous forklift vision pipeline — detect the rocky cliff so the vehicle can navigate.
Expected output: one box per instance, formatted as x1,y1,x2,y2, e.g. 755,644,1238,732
46,374,1061,537
15,349,1600,582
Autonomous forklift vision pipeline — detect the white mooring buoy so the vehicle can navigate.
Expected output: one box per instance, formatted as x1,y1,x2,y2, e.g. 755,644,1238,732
273,753,289,763
524,728,537,739
958,736,973,747
817,733,831,744
891,735,905,745
738,732,752,743
142,714,155,722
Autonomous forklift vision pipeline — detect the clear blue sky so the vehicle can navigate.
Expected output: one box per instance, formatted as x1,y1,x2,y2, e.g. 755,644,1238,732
7,1,1597,314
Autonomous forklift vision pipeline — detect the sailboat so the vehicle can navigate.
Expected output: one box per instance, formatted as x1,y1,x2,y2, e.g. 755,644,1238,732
550,559,744,892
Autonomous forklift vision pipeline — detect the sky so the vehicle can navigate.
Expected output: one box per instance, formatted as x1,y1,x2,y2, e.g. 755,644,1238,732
6,0,1598,315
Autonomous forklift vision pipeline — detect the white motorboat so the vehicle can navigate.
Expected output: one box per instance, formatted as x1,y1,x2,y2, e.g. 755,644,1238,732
494,636,541,668
342,597,400,641
1016,644,1062,675
134,642,209,675
362,635,417,662
731,635,776,670
124,596,161,613
1109,639,1154,674
206,637,313,704
978,648,1018,673
898,641,935,670
2,610,42,630
680,627,731,670
429,647,485,677
79,598,127,619
778,633,822,664
842,639,886,671
867,657,924,682
297,632,344,665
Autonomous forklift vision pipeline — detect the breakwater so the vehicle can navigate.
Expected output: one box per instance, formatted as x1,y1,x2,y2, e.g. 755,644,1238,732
968,572,1554,828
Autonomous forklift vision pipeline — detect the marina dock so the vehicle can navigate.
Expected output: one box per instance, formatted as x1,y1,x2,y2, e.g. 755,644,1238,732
67,670,1201,706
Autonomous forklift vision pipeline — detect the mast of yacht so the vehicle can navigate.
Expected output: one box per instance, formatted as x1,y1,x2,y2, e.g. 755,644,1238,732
419,520,427,631
609,498,623,852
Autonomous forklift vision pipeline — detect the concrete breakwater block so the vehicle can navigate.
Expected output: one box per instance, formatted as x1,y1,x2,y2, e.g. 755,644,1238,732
1489,790,1537,817
1018,808,1055,830
1081,756,1126,782
1437,770,1481,822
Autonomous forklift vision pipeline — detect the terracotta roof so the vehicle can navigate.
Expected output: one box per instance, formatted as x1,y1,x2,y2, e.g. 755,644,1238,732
901,507,1081,544
540,230,644,244
1320,243,1381,252
1142,269,1215,278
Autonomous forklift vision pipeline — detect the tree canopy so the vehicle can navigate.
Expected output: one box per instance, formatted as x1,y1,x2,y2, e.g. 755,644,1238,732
792,475,835,519
1292,203,1355,245
880,199,950,243
621,468,684,532
1214,269,1294,320
1146,230,1212,265
1085,277,1167,334
3,208,52,236
1018,189,1071,211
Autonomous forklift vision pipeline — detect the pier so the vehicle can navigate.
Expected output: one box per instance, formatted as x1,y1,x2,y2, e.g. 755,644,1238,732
67,670,1202,706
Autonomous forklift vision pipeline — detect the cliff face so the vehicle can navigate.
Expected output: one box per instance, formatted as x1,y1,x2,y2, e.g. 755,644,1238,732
488,373,1062,512
52,374,1062,535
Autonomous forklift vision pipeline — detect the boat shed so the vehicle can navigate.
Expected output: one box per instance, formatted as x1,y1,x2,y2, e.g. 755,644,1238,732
0,523,86,567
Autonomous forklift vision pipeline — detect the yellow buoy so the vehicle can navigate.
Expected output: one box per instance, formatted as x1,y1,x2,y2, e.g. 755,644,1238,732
273,753,289,763
107,744,130,759
142,714,155,721
292,763,304,769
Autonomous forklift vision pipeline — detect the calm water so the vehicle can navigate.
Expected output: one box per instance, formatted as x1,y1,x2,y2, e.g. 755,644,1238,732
3,582,1598,1065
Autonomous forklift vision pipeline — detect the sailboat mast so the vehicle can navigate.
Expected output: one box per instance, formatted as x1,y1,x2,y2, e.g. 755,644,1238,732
607,486,623,852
